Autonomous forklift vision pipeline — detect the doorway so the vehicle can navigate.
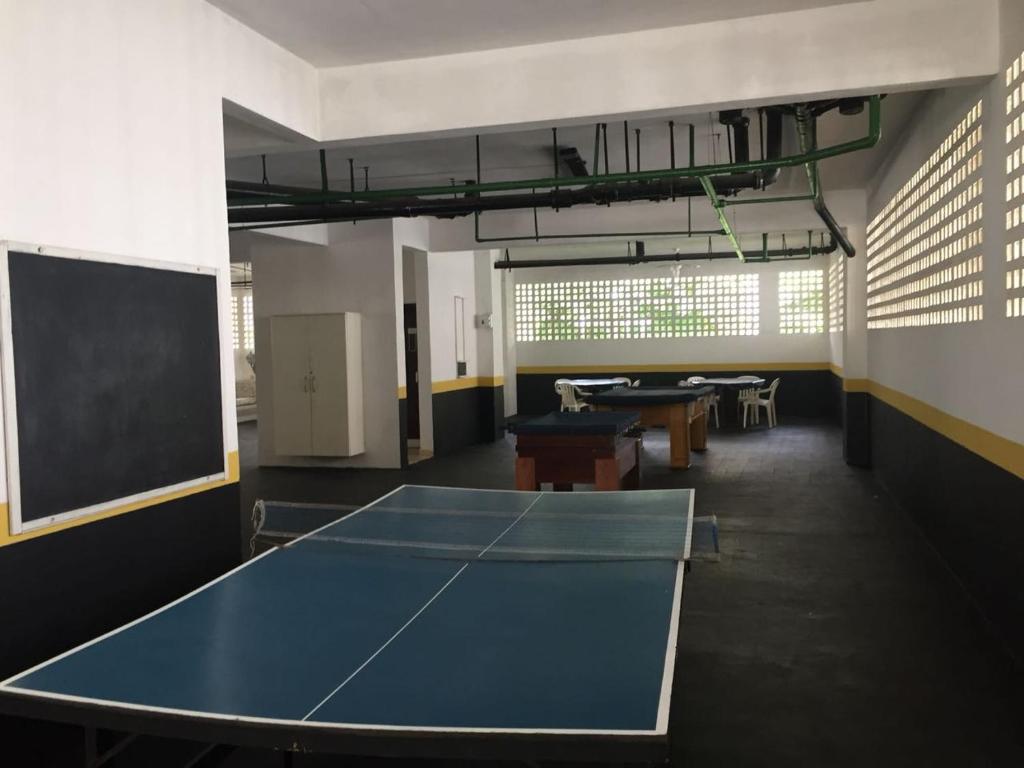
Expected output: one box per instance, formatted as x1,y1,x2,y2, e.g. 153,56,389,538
404,303,420,442
402,246,433,465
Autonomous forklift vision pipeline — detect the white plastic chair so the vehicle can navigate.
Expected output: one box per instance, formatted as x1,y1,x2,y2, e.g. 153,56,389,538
735,375,761,417
555,380,591,412
742,378,780,429
682,377,719,428
631,379,641,387
611,376,633,388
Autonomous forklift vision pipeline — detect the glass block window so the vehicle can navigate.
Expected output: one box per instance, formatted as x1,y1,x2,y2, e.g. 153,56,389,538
1005,50,1024,317
779,270,824,334
231,297,241,350
828,254,845,332
231,292,255,351
866,100,984,328
242,294,255,351
514,274,759,342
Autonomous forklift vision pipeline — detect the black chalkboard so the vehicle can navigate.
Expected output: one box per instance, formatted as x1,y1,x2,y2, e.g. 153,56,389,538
6,251,224,525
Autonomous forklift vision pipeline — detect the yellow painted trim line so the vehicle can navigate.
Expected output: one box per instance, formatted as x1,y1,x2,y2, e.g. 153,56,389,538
397,386,407,399
431,376,505,394
0,451,241,548
861,381,1023,480
517,362,832,374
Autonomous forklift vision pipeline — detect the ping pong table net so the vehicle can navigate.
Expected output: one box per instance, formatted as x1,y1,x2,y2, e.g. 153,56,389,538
251,492,699,564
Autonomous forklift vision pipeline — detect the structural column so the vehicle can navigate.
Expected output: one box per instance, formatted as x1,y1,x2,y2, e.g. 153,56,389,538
842,208,871,467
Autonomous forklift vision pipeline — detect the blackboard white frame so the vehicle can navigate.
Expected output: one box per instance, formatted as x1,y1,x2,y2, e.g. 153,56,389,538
0,241,230,536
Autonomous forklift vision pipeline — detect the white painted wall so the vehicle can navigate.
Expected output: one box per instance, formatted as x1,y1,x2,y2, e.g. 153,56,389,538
427,251,479,383
501,269,519,416
412,250,434,452
251,221,403,468
393,218,431,386
864,0,1024,444
0,0,320,508
317,0,997,143
473,250,504,381
513,256,832,369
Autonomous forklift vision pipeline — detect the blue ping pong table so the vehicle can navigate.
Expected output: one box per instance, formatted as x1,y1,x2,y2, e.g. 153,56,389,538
0,485,694,763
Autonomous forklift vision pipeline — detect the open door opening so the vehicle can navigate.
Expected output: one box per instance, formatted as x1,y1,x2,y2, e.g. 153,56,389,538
404,302,421,443
403,248,432,465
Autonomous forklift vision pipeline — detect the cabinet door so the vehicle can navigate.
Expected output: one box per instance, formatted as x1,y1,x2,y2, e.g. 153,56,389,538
308,314,350,456
270,315,312,455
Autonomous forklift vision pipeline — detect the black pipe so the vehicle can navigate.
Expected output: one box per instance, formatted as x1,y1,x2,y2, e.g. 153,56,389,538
227,179,325,197
669,121,676,169
719,110,750,164
623,121,630,173
228,174,766,225
669,121,676,202
602,123,609,176
552,128,559,179
794,105,856,257
491,236,838,269
758,109,783,189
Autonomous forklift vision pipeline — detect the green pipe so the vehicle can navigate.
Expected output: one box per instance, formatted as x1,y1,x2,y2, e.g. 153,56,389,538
794,104,857,257
699,177,745,262
722,192,816,206
473,210,723,243
715,143,819,207
229,96,882,208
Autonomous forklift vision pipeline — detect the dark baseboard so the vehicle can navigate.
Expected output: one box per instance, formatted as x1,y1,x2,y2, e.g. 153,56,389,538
432,386,505,457
0,483,241,680
870,396,1024,663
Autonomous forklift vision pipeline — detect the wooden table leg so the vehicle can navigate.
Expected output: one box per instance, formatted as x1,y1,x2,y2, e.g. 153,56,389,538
515,456,539,491
690,399,708,451
668,403,691,469
594,457,622,491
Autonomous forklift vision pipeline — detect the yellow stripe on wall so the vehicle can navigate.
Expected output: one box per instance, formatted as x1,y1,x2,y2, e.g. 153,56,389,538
847,380,1023,481
517,362,832,375
397,386,407,399
0,450,241,548
431,376,505,394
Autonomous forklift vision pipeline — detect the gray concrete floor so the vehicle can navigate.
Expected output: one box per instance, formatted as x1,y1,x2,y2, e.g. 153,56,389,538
230,418,1024,766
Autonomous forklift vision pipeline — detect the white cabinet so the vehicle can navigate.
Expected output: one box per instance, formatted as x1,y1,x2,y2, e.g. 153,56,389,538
270,313,364,457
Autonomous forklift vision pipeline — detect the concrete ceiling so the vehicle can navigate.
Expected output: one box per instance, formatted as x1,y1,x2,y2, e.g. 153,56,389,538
209,0,858,67
224,92,925,195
